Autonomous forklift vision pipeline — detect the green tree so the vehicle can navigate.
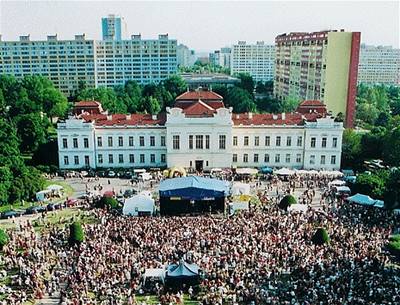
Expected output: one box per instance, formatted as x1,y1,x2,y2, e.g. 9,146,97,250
0,166,12,205
42,87,69,119
282,96,300,112
356,103,379,125
78,87,127,114
278,195,296,210
124,80,142,112
375,112,390,127
236,73,255,97
0,228,9,250
353,171,389,199
341,129,362,169
15,113,48,152
142,96,161,114
312,228,330,245
163,75,187,99
384,169,400,209
382,126,400,166
69,222,85,246
359,127,385,160
225,87,256,113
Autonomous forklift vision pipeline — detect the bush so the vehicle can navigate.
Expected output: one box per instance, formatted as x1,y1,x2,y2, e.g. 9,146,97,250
0,229,9,250
278,195,296,210
68,222,84,246
389,235,400,242
312,228,330,245
96,196,120,209
388,241,400,257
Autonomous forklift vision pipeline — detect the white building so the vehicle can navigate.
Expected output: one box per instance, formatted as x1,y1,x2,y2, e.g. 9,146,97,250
57,90,343,171
358,44,400,85
209,47,231,69
177,44,196,68
231,41,275,82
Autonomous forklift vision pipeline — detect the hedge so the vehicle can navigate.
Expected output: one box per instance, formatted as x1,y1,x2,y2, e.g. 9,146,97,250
278,195,296,210
0,229,9,250
69,222,84,246
312,228,330,245
96,197,120,209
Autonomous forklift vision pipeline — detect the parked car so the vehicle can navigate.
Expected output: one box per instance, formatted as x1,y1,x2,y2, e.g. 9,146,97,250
46,203,61,211
25,206,46,215
97,171,106,177
66,199,79,207
123,189,137,198
1,210,23,219
123,171,133,179
108,171,116,178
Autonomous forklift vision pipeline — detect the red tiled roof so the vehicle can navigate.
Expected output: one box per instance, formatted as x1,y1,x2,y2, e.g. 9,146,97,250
298,100,325,107
174,100,225,110
232,112,323,126
81,113,166,126
182,100,216,117
75,101,102,107
175,90,223,101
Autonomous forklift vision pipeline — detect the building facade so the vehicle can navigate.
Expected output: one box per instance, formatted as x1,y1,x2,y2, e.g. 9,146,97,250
274,30,361,128
58,90,343,171
102,14,122,41
0,34,177,94
209,48,231,69
0,34,96,94
358,44,400,85
230,41,275,82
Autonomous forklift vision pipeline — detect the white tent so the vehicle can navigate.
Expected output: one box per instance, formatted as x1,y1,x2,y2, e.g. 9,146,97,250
320,170,344,177
329,180,346,187
46,184,63,191
229,201,249,214
36,189,51,201
123,195,155,216
274,168,295,176
143,268,165,285
288,204,308,213
334,186,351,194
140,190,153,198
236,168,258,175
231,182,251,196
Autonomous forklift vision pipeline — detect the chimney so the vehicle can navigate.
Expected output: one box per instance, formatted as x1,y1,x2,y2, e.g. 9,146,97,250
248,112,253,119
236,114,240,119
107,115,112,121
282,113,286,120
152,114,157,120
272,114,278,120
126,114,131,120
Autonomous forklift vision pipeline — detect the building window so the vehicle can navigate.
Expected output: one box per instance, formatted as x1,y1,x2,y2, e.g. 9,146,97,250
139,136,145,147
98,154,103,164
161,154,166,163
321,155,326,165
296,154,302,163
275,154,280,163
244,136,249,146
233,136,238,146
108,154,113,164
332,137,338,148
118,154,124,163
219,135,226,150
265,136,270,146
150,136,155,147
74,156,79,165
150,154,155,163
310,155,315,165
297,136,302,147
73,138,78,148
205,135,210,149
276,136,281,146
331,155,336,164
63,156,69,165
173,135,180,150
310,137,316,148
254,154,259,163
286,136,291,147
233,154,238,162
108,136,113,147
118,136,123,147
264,154,270,163
161,136,166,147
189,135,193,149
97,137,102,147
322,137,327,148
196,135,203,149
254,136,259,146
140,154,145,163
243,154,248,163
62,138,68,149
84,156,90,166
129,154,134,163
129,136,134,147
285,154,291,163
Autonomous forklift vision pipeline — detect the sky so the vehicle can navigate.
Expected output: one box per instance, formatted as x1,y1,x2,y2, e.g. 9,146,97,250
0,0,399,52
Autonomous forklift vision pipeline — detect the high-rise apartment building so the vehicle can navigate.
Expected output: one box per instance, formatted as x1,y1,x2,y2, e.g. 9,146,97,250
274,30,361,128
177,44,196,68
358,44,400,85
0,34,96,94
102,14,122,41
96,34,177,87
231,41,275,82
209,48,231,69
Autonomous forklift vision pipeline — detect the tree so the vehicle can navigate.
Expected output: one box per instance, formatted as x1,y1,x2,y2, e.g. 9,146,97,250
256,97,283,113
384,169,400,209
341,129,362,169
78,87,127,114
163,75,187,99
353,171,389,199
69,222,84,246
236,73,255,96
312,228,330,245
281,96,300,112
142,96,161,114
375,112,390,127
15,113,48,152
31,140,59,167
124,80,142,112
278,195,296,210
359,127,385,160
0,166,12,205
42,87,69,119
97,197,120,209
382,126,400,166
225,87,256,113
356,103,379,125
0,228,9,250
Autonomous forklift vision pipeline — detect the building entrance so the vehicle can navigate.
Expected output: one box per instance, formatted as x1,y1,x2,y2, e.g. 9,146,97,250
195,160,204,172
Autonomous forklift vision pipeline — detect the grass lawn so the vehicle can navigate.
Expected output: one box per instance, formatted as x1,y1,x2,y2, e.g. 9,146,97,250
44,180,75,198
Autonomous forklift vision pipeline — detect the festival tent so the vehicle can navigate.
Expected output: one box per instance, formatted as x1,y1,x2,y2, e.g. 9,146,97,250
46,184,63,191
231,182,251,196
123,195,155,216
236,168,258,175
274,168,295,176
288,204,308,213
260,166,273,174
143,268,165,284
159,176,229,215
346,193,384,208
140,190,153,198
165,260,200,289
333,186,351,194
319,170,344,177
329,180,346,187
35,190,51,202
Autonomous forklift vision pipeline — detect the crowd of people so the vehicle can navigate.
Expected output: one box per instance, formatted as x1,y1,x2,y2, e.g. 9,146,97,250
0,173,399,305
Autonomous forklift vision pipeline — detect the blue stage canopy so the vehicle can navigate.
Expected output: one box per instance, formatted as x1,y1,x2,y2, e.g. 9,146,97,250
159,176,229,200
